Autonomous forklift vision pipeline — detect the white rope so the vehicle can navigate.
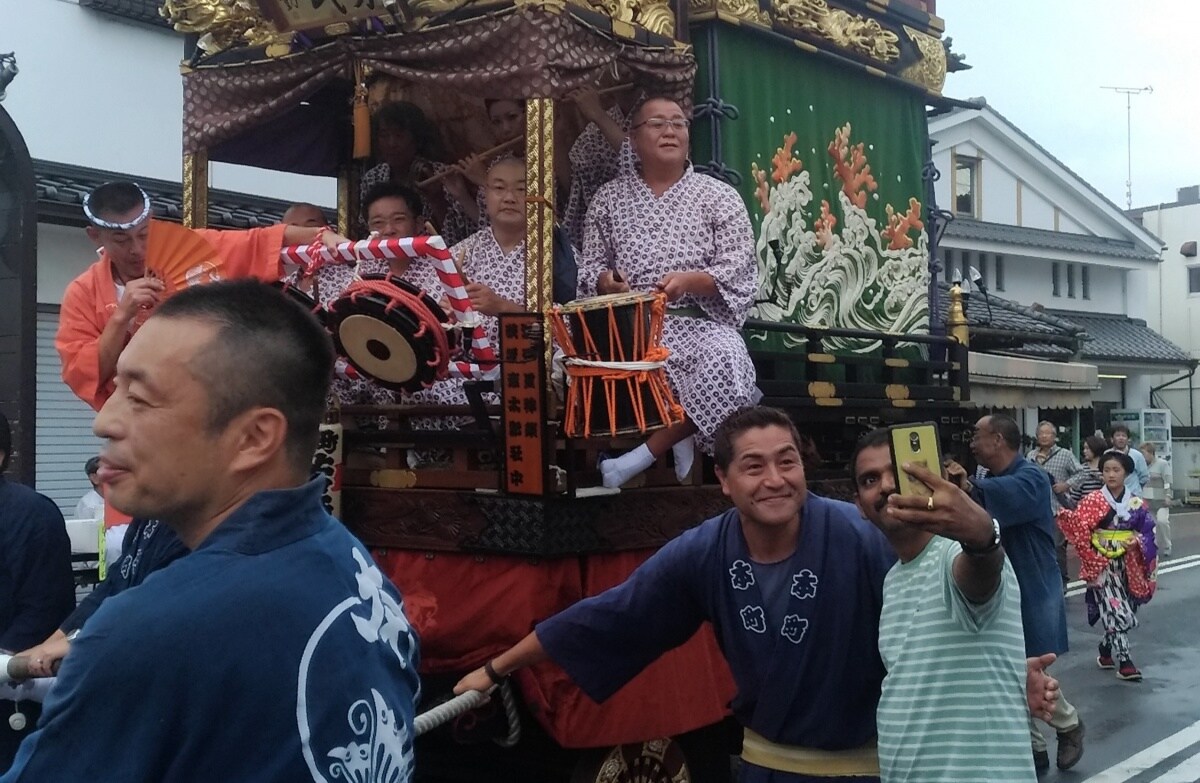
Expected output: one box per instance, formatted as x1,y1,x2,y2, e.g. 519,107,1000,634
413,689,489,736
564,357,666,371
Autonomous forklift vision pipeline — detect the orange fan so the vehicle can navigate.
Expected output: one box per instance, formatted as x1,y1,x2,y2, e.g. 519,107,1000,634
144,219,222,295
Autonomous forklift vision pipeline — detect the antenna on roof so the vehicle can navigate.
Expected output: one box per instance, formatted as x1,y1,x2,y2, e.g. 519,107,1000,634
1101,85,1153,209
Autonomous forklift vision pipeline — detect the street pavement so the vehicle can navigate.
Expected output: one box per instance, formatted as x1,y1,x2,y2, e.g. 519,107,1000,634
1037,510,1200,782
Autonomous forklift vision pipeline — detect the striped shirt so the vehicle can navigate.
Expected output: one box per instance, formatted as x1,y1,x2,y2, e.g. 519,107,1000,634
877,536,1035,782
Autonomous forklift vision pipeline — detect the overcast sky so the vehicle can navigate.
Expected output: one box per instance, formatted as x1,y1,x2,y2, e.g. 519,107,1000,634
936,0,1200,210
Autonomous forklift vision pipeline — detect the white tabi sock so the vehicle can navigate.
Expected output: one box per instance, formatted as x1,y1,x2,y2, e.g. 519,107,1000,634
600,443,655,488
672,436,696,483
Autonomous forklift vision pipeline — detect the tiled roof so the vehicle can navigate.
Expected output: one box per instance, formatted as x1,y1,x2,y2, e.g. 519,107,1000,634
33,159,315,230
1044,309,1195,368
80,0,171,28
943,217,1161,262
935,282,1085,355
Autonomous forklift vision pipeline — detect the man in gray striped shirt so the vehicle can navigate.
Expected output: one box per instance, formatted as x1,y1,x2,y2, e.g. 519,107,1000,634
1028,421,1089,586
852,429,1037,782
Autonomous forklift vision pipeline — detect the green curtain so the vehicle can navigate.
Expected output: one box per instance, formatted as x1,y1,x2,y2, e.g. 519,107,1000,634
693,24,931,354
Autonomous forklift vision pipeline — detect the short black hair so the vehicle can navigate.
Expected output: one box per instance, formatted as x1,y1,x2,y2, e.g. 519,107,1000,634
849,428,892,487
1099,450,1135,477
1111,424,1131,437
987,414,1022,451
712,406,801,472
0,410,10,473
85,456,101,476
153,280,334,473
362,181,424,223
87,181,146,220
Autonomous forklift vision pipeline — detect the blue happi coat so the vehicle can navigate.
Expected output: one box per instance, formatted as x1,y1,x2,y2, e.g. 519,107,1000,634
537,494,895,781
1,479,420,783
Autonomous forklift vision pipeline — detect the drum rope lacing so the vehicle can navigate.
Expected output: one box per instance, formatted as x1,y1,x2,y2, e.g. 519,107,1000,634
550,293,685,437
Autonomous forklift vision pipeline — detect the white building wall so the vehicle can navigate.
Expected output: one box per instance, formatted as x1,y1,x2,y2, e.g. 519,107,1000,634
980,164,1018,226
2,0,333,204
1020,186,1056,231
38,224,100,306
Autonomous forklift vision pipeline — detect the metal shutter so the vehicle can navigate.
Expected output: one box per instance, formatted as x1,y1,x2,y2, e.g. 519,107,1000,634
36,309,103,517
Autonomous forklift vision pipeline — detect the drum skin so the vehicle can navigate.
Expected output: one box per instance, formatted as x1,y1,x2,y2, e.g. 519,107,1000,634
326,274,450,393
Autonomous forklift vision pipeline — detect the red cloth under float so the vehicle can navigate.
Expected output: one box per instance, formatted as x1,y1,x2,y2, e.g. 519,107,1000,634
374,548,735,748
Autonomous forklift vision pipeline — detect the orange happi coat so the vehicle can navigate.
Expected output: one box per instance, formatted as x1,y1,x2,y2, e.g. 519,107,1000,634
55,225,289,411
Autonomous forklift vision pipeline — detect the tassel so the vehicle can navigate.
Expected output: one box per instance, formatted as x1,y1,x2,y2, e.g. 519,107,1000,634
352,62,371,160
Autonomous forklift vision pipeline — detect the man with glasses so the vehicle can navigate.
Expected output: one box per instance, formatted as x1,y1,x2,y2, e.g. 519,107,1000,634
946,415,1084,773
578,96,760,488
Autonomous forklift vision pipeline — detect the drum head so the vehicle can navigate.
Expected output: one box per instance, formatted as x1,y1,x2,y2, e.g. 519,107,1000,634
337,313,420,386
326,275,446,392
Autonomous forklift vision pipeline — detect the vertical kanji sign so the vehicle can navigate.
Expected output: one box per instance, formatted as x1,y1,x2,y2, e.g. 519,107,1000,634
499,313,546,496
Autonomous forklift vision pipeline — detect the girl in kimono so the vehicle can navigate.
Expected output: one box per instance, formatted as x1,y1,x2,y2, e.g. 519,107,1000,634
1057,450,1157,681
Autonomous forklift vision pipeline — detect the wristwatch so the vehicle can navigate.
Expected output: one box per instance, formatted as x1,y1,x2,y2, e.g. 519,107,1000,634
962,518,1002,556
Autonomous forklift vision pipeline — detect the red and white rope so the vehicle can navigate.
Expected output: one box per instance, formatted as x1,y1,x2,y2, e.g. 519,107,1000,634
282,236,499,380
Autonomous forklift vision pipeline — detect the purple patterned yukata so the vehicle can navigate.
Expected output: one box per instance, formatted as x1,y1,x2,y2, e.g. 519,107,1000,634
404,228,526,417
579,167,760,453
562,106,636,249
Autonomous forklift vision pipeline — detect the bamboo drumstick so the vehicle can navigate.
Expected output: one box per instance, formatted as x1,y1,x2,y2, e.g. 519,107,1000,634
417,135,524,189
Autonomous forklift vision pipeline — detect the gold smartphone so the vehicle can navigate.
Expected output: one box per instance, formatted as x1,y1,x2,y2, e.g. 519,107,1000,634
888,423,942,498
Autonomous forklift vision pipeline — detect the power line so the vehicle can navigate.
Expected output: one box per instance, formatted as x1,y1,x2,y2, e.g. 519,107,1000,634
1101,85,1153,209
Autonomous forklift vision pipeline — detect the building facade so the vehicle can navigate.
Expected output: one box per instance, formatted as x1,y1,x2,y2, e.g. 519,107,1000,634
929,102,1193,446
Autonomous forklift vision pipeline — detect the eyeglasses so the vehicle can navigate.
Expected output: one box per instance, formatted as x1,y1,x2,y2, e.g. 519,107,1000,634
633,118,691,131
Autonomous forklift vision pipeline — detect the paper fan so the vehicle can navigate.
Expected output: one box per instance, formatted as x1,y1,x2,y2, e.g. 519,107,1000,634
144,219,222,294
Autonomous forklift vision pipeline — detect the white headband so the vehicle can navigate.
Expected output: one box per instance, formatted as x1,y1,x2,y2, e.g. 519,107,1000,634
83,184,152,230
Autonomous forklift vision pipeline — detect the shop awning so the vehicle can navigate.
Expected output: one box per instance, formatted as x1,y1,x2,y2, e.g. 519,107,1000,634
968,351,1098,410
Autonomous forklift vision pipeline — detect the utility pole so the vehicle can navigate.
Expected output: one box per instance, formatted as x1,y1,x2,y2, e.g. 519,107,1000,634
1101,85,1153,209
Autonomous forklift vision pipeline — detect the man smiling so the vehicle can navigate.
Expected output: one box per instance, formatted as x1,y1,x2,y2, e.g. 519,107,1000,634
455,406,897,782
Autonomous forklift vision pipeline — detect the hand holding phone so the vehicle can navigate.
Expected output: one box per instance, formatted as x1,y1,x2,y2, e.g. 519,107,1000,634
888,423,942,498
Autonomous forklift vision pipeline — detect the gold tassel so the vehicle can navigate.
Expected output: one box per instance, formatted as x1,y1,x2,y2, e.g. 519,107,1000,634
352,62,371,160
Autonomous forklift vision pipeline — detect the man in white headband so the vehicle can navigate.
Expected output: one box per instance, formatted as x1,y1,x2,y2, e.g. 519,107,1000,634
56,181,347,411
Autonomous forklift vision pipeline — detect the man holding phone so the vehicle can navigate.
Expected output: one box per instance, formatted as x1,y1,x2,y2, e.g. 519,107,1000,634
946,415,1083,773
851,427,1039,781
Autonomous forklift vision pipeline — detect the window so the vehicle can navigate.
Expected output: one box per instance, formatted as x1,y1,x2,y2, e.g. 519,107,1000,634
995,255,1006,292
1067,263,1076,298
954,157,980,217
1081,265,1090,300
1052,262,1061,297
1189,267,1200,294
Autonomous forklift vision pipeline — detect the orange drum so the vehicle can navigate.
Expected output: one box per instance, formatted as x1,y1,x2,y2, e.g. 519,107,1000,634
551,291,683,438
325,274,453,393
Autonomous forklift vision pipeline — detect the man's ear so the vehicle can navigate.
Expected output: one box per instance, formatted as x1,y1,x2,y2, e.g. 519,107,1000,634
715,465,732,499
225,407,290,475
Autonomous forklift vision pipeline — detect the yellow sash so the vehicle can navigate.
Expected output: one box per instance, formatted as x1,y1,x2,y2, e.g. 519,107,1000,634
741,728,880,777
1091,528,1135,559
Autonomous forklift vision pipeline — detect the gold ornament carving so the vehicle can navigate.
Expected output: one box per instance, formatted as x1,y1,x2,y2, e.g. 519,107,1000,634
161,0,289,54
898,25,947,93
712,0,770,26
578,0,674,35
771,0,899,64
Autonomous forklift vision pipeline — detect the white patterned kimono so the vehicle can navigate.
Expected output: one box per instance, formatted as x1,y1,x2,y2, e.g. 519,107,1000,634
579,167,760,453
562,106,636,249
404,228,527,416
